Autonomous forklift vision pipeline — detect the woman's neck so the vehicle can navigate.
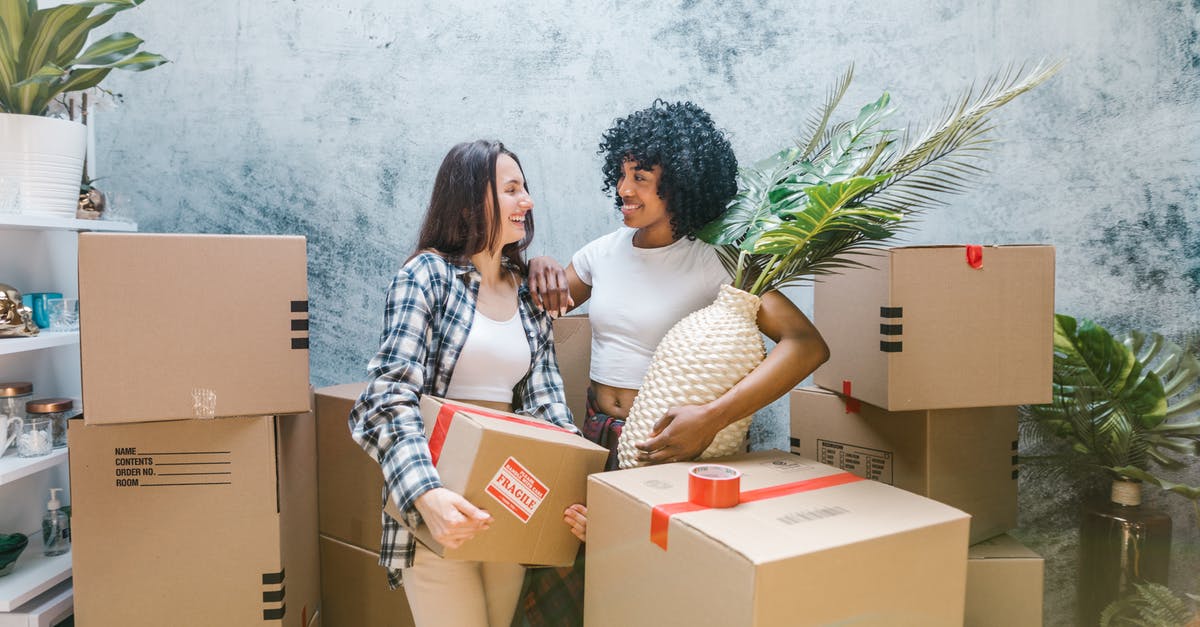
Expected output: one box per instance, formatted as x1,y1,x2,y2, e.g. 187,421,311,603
633,225,677,248
470,248,509,286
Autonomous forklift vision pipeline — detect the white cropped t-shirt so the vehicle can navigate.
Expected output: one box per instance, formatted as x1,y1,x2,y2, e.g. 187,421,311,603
444,309,531,403
572,227,731,389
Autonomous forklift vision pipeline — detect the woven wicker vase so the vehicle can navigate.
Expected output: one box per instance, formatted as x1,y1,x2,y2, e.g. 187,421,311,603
616,284,765,469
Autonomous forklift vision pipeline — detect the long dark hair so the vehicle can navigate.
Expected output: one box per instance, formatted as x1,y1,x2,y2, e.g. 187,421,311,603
413,140,533,275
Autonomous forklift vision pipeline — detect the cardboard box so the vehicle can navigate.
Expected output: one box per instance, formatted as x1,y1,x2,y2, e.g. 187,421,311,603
552,314,591,429
319,534,416,627
69,412,320,627
315,383,382,552
384,396,607,566
79,233,311,424
585,450,970,627
813,245,1054,410
966,534,1045,627
788,386,1016,543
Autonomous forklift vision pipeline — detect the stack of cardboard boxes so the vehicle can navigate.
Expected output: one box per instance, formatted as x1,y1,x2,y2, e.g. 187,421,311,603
795,245,1053,626
68,234,321,627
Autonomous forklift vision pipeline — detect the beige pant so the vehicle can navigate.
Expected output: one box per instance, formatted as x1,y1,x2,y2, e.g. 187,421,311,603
403,542,527,627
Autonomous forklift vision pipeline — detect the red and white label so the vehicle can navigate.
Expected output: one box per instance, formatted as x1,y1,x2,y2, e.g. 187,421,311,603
484,457,549,523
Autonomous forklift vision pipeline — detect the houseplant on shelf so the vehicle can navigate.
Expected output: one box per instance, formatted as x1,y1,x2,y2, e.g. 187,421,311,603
0,0,166,217
615,61,1062,468
1021,314,1200,626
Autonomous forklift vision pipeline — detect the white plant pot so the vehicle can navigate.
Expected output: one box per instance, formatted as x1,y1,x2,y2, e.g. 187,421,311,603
0,113,86,217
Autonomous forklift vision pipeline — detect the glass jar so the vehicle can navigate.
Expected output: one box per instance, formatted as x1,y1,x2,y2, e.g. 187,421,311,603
17,416,53,457
0,382,32,453
26,398,74,449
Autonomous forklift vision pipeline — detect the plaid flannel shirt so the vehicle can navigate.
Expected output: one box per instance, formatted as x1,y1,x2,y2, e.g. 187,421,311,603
348,251,577,588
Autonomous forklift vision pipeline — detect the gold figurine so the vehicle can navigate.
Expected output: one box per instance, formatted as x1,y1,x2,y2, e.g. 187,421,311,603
0,283,39,337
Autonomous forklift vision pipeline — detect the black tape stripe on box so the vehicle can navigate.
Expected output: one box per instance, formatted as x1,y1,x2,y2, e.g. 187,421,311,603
263,586,285,603
262,569,285,585
292,338,309,350
291,319,309,331
880,341,903,353
263,605,286,621
290,300,309,313
880,306,903,318
879,324,902,335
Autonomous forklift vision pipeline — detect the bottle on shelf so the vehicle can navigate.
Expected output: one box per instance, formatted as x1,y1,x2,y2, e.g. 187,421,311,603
41,488,70,557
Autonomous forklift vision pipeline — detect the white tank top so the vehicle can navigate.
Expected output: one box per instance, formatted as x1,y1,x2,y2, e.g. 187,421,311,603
445,308,531,403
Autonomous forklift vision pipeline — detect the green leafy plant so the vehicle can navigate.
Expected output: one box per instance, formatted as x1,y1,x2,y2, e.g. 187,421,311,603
696,62,1062,295
1100,582,1199,627
0,0,167,116
1020,314,1200,499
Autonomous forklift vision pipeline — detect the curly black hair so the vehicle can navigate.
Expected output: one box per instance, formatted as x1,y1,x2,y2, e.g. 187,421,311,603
598,100,738,239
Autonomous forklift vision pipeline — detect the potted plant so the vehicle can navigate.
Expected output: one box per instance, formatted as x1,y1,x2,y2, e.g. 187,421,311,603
0,0,166,217
614,61,1062,468
1021,314,1200,625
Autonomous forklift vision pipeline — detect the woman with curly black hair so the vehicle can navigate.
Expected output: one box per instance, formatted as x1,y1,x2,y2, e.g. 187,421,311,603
517,101,828,626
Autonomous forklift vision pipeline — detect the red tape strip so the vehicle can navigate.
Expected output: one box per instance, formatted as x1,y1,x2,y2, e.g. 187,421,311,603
649,471,865,550
841,380,861,414
426,401,574,466
966,245,983,269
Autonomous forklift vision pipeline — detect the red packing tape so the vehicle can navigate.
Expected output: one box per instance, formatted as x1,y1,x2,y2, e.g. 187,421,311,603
427,401,573,466
650,471,864,550
966,245,984,269
688,464,741,508
841,380,861,414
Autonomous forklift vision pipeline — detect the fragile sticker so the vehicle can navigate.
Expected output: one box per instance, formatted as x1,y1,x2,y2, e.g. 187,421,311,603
485,457,549,523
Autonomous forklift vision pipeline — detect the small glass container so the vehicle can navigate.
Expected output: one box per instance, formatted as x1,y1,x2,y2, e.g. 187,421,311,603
26,398,74,449
0,382,32,452
17,416,53,457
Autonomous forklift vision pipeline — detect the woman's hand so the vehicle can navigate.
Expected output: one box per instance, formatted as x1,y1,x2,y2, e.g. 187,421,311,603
413,487,493,549
563,503,588,542
528,256,573,317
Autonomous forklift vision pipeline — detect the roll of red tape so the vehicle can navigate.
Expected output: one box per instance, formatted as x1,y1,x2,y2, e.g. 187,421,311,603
688,464,742,508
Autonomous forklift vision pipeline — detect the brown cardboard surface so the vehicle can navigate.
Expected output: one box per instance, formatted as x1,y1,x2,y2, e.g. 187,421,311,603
789,386,1016,543
319,534,416,627
584,450,971,627
813,245,1054,410
552,314,591,429
314,382,382,553
966,534,1045,627
79,233,311,424
69,413,320,627
384,396,607,566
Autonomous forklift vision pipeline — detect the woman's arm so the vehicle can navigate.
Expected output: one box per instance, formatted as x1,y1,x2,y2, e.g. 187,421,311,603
635,289,830,463
528,257,592,315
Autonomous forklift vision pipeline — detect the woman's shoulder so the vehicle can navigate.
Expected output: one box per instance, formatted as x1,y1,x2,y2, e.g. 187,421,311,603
577,227,634,257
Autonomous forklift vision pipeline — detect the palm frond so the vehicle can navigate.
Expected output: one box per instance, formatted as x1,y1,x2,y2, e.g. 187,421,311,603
797,63,853,160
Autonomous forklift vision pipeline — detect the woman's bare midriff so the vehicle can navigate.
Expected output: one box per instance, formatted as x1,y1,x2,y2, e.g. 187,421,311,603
590,381,639,419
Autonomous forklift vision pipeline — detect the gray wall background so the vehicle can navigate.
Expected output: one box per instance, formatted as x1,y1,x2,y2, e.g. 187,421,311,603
95,1,1199,624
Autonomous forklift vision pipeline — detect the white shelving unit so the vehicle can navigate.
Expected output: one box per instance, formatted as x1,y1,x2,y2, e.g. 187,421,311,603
0,214,136,624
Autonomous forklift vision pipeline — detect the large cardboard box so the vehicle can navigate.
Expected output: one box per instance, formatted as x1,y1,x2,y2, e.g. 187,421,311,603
552,314,591,429
315,383,381,552
813,245,1054,410
585,450,971,627
384,396,607,566
966,534,1045,626
789,386,1016,543
79,233,311,424
319,534,416,627
69,412,321,627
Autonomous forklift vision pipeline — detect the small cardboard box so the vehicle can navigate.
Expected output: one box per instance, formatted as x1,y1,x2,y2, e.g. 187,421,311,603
813,245,1054,410
551,314,591,429
315,382,381,552
384,396,607,566
69,412,320,627
79,233,311,424
789,386,1016,543
966,534,1045,627
319,534,416,627
585,450,970,627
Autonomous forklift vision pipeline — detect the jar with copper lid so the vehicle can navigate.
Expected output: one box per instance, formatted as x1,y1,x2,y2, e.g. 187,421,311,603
26,398,75,449
0,382,32,453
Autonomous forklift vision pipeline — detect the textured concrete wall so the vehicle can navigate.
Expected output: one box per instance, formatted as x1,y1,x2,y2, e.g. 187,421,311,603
96,1,1199,624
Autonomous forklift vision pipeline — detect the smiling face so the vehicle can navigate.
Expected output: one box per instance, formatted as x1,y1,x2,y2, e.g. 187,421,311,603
617,159,671,240
487,153,533,251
